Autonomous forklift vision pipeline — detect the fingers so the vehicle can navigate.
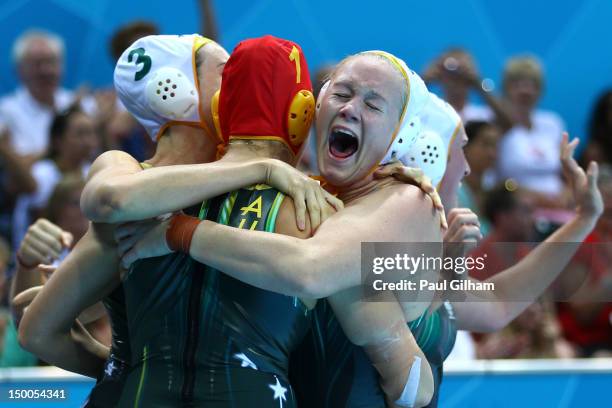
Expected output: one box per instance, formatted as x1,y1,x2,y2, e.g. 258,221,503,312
115,221,159,256
446,224,482,244
305,187,322,231
324,191,344,211
61,232,74,248
117,233,142,258
13,286,43,308
38,264,56,279
120,247,139,269
446,208,476,227
18,242,49,267
114,220,155,242
25,224,63,256
427,188,444,212
418,175,435,195
587,161,599,190
373,165,394,179
293,189,306,231
444,210,481,242
36,218,64,237
114,222,136,242
439,207,448,231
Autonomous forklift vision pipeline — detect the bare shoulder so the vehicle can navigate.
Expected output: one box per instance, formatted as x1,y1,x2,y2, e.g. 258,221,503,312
359,183,434,216
274,196,313,239
86,150,141,181
345,183,442,241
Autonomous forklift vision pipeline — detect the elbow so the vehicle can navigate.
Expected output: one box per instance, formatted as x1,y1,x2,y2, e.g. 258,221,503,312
17,315,45,355
477,303,510,333
288,253,330,299
81,181,126,223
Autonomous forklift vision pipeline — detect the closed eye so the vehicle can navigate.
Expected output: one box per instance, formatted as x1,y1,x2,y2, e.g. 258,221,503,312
333,93,350,99
366,102,382,112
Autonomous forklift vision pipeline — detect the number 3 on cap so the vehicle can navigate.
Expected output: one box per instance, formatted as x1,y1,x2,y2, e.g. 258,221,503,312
128,48,152,81
289,46,301,84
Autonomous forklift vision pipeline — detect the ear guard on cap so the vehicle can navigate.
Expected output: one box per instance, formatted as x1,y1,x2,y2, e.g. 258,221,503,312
384,115,422,162
145,67,198,120
287,90,315,147
401,129,448,186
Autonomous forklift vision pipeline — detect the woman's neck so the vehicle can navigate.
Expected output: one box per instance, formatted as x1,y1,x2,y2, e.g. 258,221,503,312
335,174,397,204
221,140,294,165
147,126,218,167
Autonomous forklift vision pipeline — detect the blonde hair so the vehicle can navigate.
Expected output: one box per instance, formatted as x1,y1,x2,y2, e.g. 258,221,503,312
503,55,543,91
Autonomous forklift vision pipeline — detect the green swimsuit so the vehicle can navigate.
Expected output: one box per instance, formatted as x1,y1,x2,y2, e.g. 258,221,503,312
290,300,457,408
118,186,311,407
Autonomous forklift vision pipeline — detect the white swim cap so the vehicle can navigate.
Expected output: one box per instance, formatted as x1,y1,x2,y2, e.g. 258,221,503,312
114,34,215,141
400,93,462,186
359,51,430,165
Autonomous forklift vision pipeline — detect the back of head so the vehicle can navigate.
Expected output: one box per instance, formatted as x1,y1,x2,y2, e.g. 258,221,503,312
13,29,64,67
503,55,543,92
48,104,83,160
114,34,221,142
217,35,315,156
484,184,519,226
110,20,159,62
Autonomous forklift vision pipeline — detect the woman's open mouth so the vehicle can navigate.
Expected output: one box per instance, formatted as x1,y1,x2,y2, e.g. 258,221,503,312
329,127,359,159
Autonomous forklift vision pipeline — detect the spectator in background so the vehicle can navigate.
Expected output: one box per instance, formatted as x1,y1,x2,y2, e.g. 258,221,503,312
0,29,96,165
0,237,9,347
470,185,575,359
457,121,501,237
100,0,219,161
470,184,535,281
11,106,96,250
422,47,512,128
581,90,612,167
555,164,612,357
0,126,36,246
476,300,576,359
495,56,567,208
97,21,160,161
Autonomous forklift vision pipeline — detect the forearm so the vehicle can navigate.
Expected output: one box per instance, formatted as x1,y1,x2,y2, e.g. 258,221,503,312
189,220,337,297
459,216,596,331
20,327,108,378
476,87,514,132
19,225,118,375
88,160,268,223
0,148,36,194
10,265,44,311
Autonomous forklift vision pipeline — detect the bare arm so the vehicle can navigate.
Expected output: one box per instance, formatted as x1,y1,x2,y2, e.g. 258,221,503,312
10,219,72,322
184,184,441,298
455,135,602,332
0,128,36,195
18,223,118,378
81,151,339,229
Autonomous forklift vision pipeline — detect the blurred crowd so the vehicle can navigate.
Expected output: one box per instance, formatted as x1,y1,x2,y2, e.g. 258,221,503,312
0,7,610,368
